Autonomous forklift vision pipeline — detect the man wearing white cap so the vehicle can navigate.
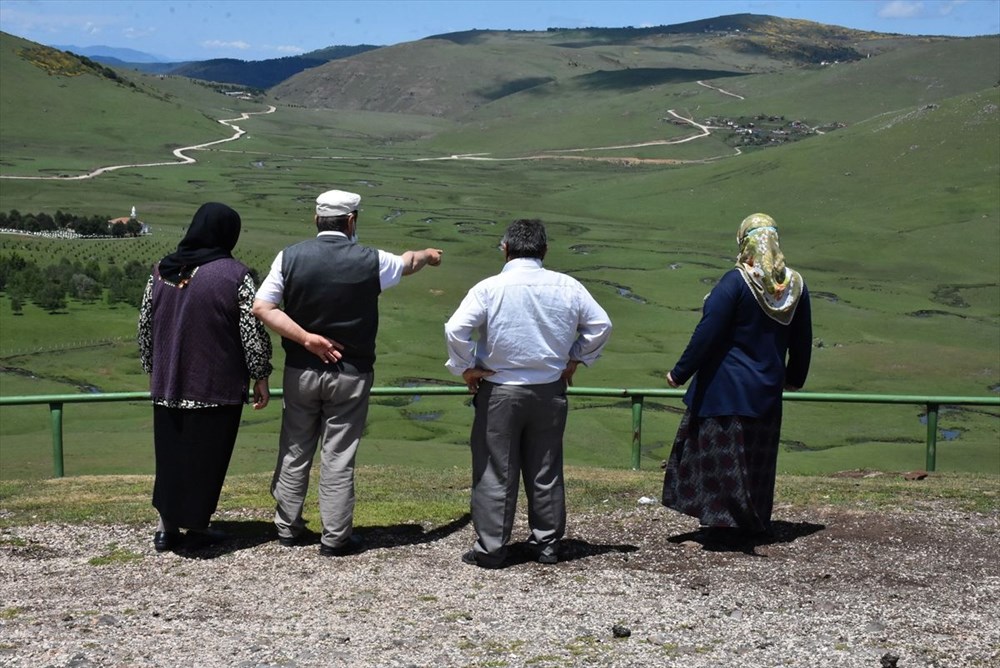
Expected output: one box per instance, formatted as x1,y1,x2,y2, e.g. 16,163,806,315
254,189,443,556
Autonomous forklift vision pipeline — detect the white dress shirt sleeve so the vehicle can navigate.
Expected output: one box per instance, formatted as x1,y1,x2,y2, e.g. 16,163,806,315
378,250,405,291
569,286,613,366
255,251,285,304
444,286,487,375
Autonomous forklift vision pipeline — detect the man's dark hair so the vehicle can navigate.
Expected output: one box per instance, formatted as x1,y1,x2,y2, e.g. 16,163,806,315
316,213,353,233
502,218,547,260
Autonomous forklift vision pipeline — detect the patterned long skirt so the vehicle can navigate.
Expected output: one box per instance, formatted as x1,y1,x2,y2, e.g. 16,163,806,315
661,408,782,533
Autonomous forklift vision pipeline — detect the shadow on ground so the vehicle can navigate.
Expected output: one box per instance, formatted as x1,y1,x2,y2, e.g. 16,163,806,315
666,520,826,555
174,514,473,560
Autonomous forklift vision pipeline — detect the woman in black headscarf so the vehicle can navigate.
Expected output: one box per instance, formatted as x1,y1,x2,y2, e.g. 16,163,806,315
138,202,272,552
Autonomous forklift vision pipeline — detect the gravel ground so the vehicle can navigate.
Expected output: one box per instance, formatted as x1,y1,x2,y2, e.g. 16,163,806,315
1,501,998,668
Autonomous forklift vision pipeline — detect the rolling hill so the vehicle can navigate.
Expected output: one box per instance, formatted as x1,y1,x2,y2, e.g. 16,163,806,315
269,14,914,118
0,16,997,476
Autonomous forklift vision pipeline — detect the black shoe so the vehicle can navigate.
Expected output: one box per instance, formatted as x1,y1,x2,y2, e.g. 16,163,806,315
461,549,503,569
534,542,560,564
184,528,228,550
277,534,300,547
153,530,181,552
318,534,363,557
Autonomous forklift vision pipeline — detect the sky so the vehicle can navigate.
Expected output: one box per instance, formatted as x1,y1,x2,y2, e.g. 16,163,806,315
1,0,997,62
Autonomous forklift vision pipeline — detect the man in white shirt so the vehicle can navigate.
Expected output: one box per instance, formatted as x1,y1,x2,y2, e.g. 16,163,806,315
444,218,612,568
254,189,442,557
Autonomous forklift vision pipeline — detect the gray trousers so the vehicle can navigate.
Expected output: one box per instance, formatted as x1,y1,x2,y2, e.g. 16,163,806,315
469,380,568,565
271,365,373,548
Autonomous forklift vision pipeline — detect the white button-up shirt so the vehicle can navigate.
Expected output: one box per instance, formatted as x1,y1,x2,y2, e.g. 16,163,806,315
255,231,405,304
445,258,612,385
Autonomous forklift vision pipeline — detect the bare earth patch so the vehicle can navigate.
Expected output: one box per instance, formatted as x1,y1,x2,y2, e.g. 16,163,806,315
0,502,997,667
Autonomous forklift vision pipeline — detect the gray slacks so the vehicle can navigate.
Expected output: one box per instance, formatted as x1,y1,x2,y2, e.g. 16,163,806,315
271,365,373,548
469,380,568,565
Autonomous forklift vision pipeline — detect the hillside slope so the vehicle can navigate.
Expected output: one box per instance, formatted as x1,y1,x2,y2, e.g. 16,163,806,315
269,14,912,118
0,31,265,176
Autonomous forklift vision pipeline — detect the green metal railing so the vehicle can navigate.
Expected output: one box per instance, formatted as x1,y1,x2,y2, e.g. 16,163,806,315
1,388,997,478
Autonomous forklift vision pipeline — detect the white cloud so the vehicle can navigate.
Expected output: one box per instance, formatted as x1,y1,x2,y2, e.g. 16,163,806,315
939,0,967,16
878,1,925,19
123,26,155,40
201,39,251,50
274,45,306,54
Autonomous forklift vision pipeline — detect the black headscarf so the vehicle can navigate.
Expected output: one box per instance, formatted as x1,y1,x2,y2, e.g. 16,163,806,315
157,202,242,284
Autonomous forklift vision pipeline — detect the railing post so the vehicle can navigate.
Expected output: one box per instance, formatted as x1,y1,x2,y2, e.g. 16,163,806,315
925,402,939,472
49,402,65,478
631,394,644,470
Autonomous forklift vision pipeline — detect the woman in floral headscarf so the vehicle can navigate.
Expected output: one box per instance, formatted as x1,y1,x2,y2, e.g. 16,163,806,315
661,213,812,544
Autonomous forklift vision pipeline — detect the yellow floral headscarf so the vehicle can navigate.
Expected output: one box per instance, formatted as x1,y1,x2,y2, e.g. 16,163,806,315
735,213,803,325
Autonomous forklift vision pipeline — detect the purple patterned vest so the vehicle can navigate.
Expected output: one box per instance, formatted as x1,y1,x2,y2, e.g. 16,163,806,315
150,258,250,404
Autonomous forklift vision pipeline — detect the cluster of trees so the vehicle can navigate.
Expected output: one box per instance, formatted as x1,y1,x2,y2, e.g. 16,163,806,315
0,209,142,237
0,252,148,314
21,45,136,88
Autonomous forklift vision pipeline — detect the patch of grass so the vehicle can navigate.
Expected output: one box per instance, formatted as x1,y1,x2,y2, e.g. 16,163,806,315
0,607,23,620
87,543,143,566
0,468,996,530
774,472,1000,514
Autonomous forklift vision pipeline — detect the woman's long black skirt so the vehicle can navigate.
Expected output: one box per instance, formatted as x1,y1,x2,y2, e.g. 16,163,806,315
661,408,782,533
152,404,243,530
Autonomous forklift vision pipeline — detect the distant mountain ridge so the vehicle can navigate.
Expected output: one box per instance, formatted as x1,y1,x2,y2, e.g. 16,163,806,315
53,43,381,89
53,44,166,63
166,46,379,88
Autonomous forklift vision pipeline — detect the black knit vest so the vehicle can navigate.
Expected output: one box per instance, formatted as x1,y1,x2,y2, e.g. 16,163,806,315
280,236,381,372
150,258,249,404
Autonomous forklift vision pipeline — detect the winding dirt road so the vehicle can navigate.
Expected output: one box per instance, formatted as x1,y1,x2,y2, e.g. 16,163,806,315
1,79,753,179
0,106,276,181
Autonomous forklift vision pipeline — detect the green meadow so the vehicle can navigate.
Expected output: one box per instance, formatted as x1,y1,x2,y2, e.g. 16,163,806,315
0,30,997,480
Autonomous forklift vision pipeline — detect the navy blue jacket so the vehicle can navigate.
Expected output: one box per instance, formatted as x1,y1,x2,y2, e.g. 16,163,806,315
671,269,812,418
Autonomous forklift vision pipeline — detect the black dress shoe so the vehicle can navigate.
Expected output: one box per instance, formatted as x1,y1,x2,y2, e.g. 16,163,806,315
184,528,228,550
277,534,300,547
153,530,181,552
318,534,363,557
537,551,559,565
461,549,503,569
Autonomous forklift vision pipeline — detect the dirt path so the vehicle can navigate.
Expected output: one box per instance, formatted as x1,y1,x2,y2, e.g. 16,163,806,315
697,79,746,100
0,106,276,181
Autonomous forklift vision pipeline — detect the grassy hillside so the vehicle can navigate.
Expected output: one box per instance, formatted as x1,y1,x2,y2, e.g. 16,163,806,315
270,15,922,120
0,32,266,176
0,25,997,480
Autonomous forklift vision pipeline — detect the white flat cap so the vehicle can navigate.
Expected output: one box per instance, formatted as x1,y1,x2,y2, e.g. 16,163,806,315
316,189,361,217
